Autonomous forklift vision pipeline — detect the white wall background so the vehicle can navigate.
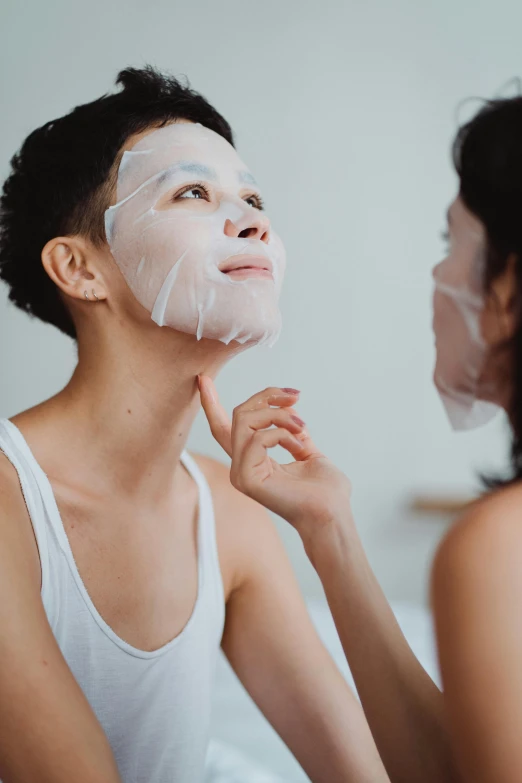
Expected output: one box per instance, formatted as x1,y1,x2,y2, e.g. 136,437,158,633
0,0,516,605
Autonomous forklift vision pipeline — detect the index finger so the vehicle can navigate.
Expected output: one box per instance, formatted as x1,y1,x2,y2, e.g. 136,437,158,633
198,375,233,457
233,386,301,414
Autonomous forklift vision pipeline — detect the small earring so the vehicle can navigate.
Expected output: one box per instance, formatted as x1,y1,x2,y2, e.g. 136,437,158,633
92,289,100,301
84,290,90,300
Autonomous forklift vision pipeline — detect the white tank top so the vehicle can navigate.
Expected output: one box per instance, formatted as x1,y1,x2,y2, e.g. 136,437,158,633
0,419,225,783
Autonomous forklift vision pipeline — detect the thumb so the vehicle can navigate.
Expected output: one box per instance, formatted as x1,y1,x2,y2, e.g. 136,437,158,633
198,375,233,457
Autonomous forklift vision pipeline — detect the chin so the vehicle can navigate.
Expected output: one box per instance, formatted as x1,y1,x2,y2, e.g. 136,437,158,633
198,313,282,349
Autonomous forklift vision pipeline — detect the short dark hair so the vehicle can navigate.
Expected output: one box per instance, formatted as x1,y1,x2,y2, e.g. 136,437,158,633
0,66,234,338
452,95,522,483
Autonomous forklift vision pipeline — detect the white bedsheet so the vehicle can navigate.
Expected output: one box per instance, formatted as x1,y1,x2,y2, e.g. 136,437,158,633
207,600,439,782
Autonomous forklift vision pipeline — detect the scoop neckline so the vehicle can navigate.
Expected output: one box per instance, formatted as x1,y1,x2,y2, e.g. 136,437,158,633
3,418,205,660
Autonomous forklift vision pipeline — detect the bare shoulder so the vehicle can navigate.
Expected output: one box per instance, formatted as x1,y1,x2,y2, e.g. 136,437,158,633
432,482,522,601
0,449,27,517
190,453,286,593
0,450,41,589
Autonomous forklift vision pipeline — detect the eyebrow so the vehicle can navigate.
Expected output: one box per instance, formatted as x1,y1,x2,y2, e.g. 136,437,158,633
148,161,258,200
177,161,218,179
153,161,218,192
238,170,258,186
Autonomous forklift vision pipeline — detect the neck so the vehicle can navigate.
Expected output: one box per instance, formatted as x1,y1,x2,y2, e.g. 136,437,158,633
25,319,243,500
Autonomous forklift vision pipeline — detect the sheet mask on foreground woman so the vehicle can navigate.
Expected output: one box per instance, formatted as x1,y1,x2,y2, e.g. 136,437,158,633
432,198,502,430
105,122,286,347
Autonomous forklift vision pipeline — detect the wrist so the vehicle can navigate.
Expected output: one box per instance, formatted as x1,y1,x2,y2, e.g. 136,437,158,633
299,510,360,568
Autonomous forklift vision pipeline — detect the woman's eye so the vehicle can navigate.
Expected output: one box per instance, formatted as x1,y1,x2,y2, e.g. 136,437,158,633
244,194,264,210
178,187,207,200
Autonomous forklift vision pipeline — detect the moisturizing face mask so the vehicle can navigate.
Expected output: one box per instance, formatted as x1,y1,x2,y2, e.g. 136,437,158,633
432,200,501,430
104,122,286,346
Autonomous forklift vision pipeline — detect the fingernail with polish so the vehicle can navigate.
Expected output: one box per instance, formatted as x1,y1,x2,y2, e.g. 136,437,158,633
291,415,306,427
282,388,301,395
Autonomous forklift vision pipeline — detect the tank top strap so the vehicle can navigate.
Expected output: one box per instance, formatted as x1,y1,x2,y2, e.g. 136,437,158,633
0,419,52,604
180,451,225,613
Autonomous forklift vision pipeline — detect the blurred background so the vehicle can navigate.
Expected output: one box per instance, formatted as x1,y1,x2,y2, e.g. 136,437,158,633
2,2,519,778
0,0,514,607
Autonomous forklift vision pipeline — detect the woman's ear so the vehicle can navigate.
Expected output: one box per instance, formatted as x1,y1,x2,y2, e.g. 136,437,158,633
484,253,518,344
41,236,108,303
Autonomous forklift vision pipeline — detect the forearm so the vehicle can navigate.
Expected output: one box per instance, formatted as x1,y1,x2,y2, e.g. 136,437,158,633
221,514,391,783
303,517,459,783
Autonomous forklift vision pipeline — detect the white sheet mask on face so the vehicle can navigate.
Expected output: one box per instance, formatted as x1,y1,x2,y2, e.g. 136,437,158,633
432,202,501,430
104,123,286,347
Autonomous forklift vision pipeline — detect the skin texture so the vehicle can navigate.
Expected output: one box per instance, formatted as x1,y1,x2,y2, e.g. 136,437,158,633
0,121,389,782
198,197,522,783
432,485,522,783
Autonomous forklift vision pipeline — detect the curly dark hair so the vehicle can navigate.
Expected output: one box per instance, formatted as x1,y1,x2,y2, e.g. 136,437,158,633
0,66,234,339
452,95,522,483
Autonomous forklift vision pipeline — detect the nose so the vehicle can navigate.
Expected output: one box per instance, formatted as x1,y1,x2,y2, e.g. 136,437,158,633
224,207,271,244
432,260,445,281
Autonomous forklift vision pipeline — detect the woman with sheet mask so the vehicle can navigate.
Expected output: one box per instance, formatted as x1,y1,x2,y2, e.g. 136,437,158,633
0,68,390,783
200,95,522,783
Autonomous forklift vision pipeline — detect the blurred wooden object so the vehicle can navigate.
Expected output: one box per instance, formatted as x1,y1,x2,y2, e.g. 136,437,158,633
409,495,475,516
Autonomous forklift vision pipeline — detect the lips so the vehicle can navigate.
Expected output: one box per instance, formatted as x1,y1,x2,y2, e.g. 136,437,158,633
219,254,273,281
